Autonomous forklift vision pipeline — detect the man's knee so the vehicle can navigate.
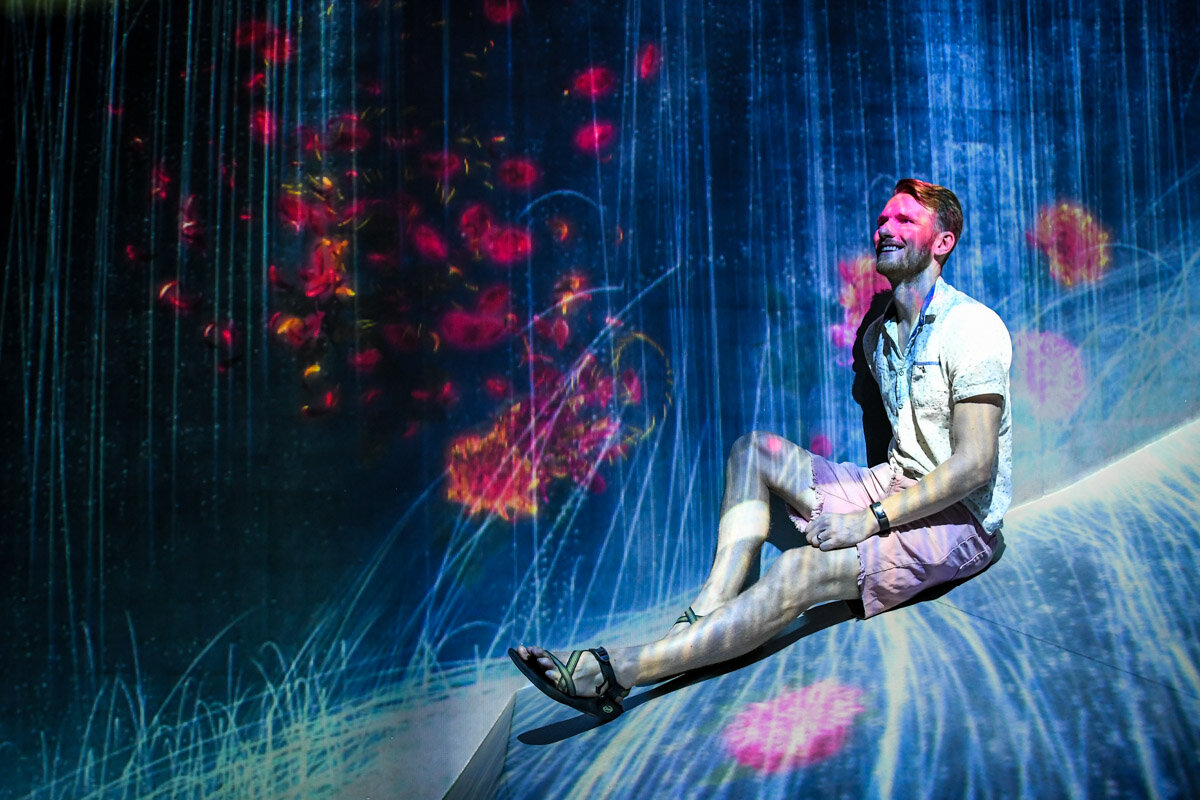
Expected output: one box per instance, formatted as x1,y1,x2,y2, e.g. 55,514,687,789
729,431,808,470
728,432,813,496
727,432,758,469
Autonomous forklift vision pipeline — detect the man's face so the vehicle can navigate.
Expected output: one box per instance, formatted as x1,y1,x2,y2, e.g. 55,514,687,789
873,193,940,282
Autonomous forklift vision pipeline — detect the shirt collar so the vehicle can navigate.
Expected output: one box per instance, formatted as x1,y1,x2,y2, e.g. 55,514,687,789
884,276,947,325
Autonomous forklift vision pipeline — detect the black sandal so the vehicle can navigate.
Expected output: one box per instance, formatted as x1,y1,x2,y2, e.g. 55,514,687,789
509,646,630,720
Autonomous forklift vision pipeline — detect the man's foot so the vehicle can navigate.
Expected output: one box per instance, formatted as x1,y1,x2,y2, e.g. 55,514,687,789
509,645,633,720
513,645,632,697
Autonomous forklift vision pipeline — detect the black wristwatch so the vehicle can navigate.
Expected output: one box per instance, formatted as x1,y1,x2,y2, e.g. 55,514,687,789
869,501,891,535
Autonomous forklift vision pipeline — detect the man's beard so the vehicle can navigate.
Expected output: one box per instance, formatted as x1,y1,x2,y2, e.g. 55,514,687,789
876,239,933,283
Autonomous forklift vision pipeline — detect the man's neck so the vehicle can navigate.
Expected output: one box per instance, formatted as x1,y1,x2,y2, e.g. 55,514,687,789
889,265,941,329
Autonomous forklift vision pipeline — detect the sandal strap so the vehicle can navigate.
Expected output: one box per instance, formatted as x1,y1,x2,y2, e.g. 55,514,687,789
547,650,583,696
590,647,628,705
674,606,703,625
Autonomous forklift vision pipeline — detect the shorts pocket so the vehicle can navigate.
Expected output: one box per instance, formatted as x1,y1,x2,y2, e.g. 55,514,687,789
951,536,993,580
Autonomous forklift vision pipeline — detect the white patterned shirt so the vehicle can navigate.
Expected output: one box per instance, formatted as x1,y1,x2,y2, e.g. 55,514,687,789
863,277,1013,533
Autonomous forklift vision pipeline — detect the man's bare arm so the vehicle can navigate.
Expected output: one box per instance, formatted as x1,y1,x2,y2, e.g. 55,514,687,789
874,394,1001,526
806,395,1002,550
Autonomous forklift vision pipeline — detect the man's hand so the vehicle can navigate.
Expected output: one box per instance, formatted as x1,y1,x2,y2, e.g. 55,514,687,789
805,510,877,551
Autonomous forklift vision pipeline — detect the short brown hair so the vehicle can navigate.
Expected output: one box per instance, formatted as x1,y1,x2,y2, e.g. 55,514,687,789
893,178,962,265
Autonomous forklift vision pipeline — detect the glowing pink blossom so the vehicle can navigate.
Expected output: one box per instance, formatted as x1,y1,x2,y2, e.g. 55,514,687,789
571,65,617,98
420,150,463,182
482,224,533,265
638,43,661,80
1013,330,1087,421
1028,201,1111,287
808,434,833,458
722,681,866,773
573,121,616,156
497,157,540,189
830,254,890,349
482,0,519,24
410,222,449,262
251,109,278,143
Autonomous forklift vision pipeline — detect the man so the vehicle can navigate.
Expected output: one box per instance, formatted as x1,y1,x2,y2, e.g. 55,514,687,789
511,178,1012,720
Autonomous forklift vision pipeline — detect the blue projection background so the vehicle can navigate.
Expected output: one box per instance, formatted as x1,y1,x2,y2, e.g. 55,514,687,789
2,0,1198,797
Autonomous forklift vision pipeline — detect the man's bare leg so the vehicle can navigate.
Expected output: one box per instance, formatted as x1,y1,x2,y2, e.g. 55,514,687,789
517,542,859,696
666,431,818,636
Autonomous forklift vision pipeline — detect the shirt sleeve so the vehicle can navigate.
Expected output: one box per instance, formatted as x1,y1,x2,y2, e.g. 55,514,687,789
944,304,1012,403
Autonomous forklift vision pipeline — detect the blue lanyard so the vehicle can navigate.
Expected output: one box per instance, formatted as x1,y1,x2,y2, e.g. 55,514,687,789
893,281,939,407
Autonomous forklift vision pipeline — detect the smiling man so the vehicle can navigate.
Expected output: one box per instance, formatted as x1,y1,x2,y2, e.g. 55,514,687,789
511,178,1012,720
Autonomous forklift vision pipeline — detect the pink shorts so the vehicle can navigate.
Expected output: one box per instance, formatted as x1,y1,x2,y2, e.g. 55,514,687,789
788,455,998,619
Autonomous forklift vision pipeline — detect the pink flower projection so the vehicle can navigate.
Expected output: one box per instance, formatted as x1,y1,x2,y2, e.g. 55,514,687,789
807,434,833,458
1013,330,1087,421
1028,201,1112,287
830,255,890,349
722,680,866,773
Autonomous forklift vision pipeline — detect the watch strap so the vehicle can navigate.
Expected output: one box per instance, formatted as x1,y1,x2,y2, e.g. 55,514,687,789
869,501,891,535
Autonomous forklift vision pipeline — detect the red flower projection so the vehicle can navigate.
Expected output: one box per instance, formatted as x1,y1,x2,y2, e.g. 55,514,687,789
438,286,516,351
301,387,339,418
203,321,241,372
459,203,494,250
251,109,278,143
482,0,520,24
439,310,512,351
157,280,194,313
482,224,533,265
410,222,450,262
150,163,171,201
445,369,629,519
573,121,616,156
638,43,662,81
297,238,351,300
484,375,511,400
496,157,541,190
271,311,325,348
829,254,890,349
279,193,335,235
571,66,617,99
235,21,294,64
348,348,382,372
1028,201,1112,287
126,7,668,493
203,320,236,352
722,681,866,772
419,150,464,182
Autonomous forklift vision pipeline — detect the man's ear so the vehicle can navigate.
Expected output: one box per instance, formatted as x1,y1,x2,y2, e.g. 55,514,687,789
933,230,956,257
